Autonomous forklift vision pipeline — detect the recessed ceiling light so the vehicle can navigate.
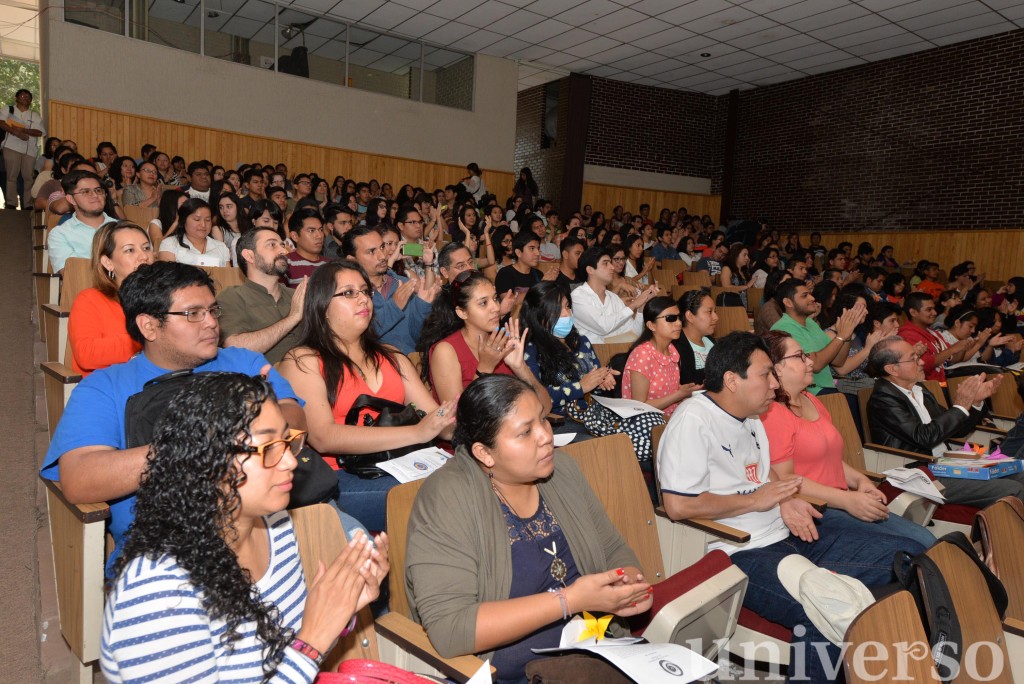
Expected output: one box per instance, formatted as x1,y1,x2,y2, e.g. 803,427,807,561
700,52,711,57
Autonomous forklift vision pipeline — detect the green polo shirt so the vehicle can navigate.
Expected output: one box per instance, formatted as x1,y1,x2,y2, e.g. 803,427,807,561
217,279,303,364
770,313,836,394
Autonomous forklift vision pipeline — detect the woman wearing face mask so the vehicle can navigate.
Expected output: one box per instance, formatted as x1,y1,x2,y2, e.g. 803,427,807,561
69,221,155,376
622,296,701,417
416,270,552,409
519,282,617,442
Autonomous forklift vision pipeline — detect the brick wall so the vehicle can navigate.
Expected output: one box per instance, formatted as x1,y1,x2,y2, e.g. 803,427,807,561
432,56,474,111
585,77,721,182
729,29,1024,232
514,79,569,209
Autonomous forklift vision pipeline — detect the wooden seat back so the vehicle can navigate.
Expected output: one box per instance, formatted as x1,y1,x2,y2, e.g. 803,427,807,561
385,479,426,619
817,393,869,471
714,307,751,337
671,284,704,301
123,205,158,228
680,271,711,288
842,590,939,683
989,372,1023,417
858,387,874,441
290,504,377,668
201,265,245,293
923,379,948,408
974,497,1024,622
592,342,632,368
748,287,764,316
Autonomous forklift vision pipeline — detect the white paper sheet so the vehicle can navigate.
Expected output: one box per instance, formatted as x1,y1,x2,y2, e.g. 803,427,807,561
374,447,451,484
592,396,664,418
553,433,576,447
465,659,492,684
884,467,945,504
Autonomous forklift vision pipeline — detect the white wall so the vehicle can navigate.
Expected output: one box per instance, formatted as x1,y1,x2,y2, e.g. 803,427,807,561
41,18,517,170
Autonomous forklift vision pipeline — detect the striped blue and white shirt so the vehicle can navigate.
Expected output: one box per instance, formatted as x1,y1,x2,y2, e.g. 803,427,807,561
101,511,318,683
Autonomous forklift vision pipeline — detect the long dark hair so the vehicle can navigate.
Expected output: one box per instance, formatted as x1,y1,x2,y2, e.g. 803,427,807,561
157,189,184,238
365,197,387,228
416,271,493,384
623,233,644,273
518,281,580,386
246,199,285,240
173,197,213,249
294,262,400,408
108,156,136,190
453,374,536,451
112,373,291,676
627,296,677,357
214,192,252,236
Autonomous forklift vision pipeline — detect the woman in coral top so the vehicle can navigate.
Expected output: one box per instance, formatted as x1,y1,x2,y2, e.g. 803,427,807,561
760,330,935,549
68,221,154,375
277,261,455,531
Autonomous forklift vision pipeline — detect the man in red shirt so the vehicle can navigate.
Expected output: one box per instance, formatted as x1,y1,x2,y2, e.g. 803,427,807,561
897,292,972,382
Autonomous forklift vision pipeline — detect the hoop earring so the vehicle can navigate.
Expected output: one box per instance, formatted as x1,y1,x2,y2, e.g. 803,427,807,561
108,269,116,281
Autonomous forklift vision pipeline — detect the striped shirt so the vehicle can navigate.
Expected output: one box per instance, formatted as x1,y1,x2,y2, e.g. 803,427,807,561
101,511,317,683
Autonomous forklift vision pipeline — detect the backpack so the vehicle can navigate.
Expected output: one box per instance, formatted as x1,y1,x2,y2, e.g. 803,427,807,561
124,369,338,507
892,532,1007,682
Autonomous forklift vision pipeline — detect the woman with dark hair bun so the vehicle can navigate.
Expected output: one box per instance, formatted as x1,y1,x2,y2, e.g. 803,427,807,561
102,372,388,682
406,374,652,684
622,296,701,417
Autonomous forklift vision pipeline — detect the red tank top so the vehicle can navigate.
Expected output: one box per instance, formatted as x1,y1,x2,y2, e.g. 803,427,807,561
428,329,513,402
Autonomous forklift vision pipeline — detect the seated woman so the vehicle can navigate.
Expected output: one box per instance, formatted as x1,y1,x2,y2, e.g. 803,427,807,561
148,189,186,248
158,198,231,267
719,244,753,309
520,282,617,440
212,192,251,264
943,304,1021,368
277,262,455,531
622,234,654,286
406,374,653,684
672,288,718,386
622,296,701,418
69,221,154,376
120,160,162,208
416,270,551,410
761,331,936,550
608,244,640,300
102,373,388,682
749,247,780,289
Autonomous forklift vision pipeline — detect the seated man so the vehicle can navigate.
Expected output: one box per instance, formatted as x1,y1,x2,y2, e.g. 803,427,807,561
650,226,681,261
695,243,727,285
659,332,924,683
48,170,116,273
342,224,436,354
494,231,550,297
322,204,356,260
897,292,972,382
183,161,211,202
554,235,585,293
40,262,307,576
770,279,862,395
218,228,305,365
437,241,475,284
866,336,1024,505
571,247,657,343
285,207,327,286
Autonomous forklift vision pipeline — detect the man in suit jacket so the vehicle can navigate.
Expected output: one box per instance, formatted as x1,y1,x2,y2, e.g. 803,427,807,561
866,336,1024,506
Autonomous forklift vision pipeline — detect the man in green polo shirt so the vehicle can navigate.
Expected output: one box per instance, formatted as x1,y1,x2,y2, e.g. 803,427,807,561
770,280,864,394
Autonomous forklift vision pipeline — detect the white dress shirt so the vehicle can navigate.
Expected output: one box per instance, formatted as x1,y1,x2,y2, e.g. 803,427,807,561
571,282,643,344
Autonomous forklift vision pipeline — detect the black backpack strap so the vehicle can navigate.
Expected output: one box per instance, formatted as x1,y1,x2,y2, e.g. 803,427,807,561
936,531,1008,619
913,553,962,683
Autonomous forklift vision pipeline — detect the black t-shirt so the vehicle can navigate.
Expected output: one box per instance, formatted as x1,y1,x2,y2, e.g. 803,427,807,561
495,265,543,296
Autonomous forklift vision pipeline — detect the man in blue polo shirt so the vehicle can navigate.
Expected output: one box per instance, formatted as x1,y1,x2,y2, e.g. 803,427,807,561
40,262,306,575
47,169,115,273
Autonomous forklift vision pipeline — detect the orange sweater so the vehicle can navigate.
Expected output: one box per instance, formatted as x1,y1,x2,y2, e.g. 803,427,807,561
68,287,142,376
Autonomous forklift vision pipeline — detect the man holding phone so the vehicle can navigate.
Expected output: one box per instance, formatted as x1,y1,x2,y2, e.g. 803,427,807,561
396,206,438,280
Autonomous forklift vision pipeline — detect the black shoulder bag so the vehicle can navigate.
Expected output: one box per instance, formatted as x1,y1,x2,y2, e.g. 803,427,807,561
341,394,429,479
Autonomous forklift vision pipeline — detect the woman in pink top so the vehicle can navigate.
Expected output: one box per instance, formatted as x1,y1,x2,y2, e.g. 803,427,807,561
622,296,701,417
761,331,935,549
416,270,551,410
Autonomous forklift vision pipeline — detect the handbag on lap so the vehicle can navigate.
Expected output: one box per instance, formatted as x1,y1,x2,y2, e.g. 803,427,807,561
340,394,430,479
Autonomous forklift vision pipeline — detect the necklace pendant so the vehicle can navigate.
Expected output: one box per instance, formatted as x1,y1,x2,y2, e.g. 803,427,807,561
550,557,567,585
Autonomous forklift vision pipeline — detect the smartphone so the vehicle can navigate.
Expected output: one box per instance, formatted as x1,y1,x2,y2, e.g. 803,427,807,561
402,243,424,258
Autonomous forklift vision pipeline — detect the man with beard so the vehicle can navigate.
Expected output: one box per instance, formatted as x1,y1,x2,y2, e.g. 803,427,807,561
342,224,437,354
47,170,116,273
217,227,306,364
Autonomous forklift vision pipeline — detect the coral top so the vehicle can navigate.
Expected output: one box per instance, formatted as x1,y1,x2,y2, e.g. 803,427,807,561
428,329,512,401
68,288,142,376
762,393,847,489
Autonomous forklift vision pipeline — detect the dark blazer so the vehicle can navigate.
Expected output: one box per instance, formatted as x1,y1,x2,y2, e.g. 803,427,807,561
866,378,982,455
673,336,706,386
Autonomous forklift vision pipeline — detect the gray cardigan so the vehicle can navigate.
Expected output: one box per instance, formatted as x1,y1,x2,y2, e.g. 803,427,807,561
405,446,640,660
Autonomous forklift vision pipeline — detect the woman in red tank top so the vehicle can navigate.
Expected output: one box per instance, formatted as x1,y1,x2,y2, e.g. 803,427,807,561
415,270,552,410
277,261,455,531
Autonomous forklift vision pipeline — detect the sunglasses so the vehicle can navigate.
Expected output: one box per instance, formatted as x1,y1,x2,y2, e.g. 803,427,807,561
656,314,681,323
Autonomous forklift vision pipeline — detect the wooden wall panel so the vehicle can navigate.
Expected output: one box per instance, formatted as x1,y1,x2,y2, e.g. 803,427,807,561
818,230,1024,283
581,182,721,219
49,101,514,201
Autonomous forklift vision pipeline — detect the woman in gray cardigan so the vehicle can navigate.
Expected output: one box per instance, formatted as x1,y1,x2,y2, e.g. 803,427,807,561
405,375,653,683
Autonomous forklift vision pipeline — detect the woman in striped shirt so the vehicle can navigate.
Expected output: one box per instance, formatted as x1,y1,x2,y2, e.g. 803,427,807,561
101,373,389,683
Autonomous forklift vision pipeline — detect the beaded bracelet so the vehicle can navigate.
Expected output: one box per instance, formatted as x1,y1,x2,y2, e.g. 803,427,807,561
289,638,324,666
549,587,570,620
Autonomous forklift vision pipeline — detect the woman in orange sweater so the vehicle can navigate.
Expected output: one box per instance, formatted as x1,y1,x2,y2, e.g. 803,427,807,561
68,221,155,375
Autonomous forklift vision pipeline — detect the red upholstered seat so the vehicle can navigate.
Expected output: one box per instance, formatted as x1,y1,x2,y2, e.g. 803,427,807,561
878,465,978,526
629,549,731,635
737,608,792,642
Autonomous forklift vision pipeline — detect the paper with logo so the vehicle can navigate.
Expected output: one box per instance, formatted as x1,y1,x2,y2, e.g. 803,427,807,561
592,396,664,418
373,447,451,483
533,616,718,683
883,467,945,504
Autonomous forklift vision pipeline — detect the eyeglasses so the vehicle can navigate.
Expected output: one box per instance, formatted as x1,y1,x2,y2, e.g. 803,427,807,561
333,287,372,299
612,256,626,262
402,220,424,226
656,314,681,323
71,187,107,197
235,428,307,468
779,351,811,363
893,354,922,364
162,305,223,322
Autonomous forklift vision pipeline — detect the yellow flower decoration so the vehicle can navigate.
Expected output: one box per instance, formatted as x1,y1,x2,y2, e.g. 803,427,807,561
578,612,613,642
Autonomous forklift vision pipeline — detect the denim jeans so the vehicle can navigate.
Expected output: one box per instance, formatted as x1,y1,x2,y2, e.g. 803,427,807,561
819,506,936,550
324,498,370,542
335,469,401,533
730,520,927,683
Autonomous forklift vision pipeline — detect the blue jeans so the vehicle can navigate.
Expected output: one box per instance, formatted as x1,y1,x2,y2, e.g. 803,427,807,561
324,498,370,542
730,521,926,683
819,506,936,550
335,469,401,533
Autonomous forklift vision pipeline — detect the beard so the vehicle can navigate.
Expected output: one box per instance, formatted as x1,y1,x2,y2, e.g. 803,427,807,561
256,253,289,277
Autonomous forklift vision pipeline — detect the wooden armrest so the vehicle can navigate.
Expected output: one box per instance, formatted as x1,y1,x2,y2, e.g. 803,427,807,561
797,494,827,512
40,477,110,524
1003,617,1024,638
861,469,885,482
41,361,82,384
654,506,751,543
863,442,935,463
375,613,493,683
33,271,61,278
545,413,565,426
41,303,70,318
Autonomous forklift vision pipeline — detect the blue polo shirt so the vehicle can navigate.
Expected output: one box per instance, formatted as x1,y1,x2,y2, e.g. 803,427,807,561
40,347,301,575
47,212,115,271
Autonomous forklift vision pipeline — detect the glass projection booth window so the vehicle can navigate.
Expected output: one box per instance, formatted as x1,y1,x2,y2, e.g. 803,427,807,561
65,0,125,37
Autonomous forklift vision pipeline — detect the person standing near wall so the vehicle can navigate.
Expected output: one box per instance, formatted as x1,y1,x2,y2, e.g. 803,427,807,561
1,89,45,210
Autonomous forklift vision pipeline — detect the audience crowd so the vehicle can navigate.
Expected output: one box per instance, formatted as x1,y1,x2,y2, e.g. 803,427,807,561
29,133,1024,683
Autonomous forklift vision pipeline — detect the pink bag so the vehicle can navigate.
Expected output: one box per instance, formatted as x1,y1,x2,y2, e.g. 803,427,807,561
315,659,439,684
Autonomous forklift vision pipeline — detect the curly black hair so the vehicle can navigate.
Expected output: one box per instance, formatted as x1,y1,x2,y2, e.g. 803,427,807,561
111,372,291,679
